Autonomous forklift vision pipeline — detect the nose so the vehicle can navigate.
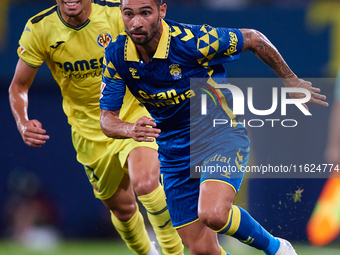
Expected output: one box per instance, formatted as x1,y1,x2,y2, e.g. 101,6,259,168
131,15,143,30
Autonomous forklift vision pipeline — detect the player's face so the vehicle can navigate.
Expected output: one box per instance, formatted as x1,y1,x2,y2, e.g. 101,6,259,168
56,0,92,26
120,0,167,45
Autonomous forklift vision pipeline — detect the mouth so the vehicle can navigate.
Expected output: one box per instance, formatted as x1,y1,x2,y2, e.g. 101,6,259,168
64,1,80,9
131,32,147,39
132,34,144,38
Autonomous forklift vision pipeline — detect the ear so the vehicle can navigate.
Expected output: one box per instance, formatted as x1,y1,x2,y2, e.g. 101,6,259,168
159,3,167,20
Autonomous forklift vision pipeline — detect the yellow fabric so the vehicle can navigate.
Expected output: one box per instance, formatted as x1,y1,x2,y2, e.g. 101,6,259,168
17,2,133,142
220,246,227,255
174,218,200,230
111,204,151,255
72,125,157,200
216,205,241,236
125,20,171,62
18,2,158,200
226,205,241,235
138,185,184,255
200,179,237,194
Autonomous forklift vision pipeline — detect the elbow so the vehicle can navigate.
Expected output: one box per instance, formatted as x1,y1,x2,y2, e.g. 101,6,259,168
240,28,268,53
250,29,264,38
99,110,111,138
8,81,15,98
251,29,269,44
100,122,110,138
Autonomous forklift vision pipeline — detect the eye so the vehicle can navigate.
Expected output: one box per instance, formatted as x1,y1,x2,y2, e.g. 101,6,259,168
124,11,133,17
142,11,151,16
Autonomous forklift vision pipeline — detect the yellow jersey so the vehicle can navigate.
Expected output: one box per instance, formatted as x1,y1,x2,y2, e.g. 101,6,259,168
17,1,138,141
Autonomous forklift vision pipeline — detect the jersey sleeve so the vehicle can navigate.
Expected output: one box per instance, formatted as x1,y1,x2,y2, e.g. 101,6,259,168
196,25,244,67
100,53,126,111
17,20,45,67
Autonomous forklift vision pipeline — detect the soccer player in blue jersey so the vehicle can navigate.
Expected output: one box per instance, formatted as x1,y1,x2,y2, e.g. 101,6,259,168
9,1,184,254
99,0,329,254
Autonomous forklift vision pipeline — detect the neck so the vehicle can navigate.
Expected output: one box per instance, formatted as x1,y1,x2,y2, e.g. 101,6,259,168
136,21,163,64
60,6,92,27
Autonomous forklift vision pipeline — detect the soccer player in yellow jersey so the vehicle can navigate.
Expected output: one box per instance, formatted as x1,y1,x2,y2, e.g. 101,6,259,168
8,1,183,255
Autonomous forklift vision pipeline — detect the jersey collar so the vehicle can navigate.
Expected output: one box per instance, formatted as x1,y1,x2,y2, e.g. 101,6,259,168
57,6,91,31
125,20,171,62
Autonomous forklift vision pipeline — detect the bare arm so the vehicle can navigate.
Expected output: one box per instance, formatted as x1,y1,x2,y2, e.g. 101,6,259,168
240,29,328,108
100,109,161,142
9,59,50,147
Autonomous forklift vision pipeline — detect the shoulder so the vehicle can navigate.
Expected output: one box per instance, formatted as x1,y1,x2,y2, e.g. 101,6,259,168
91,1,123,33
166,20,201,43
166,19,210,51
164,20,202,62
29,5,59,25
92,0,121,8
166,19,201,34
23,5,59,38
91,0,122,22
106,32,127,52
105,32,128,60
20,5,59,43
91,0,121,15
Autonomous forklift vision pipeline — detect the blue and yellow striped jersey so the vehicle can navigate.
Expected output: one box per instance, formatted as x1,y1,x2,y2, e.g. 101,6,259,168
100,19,247,172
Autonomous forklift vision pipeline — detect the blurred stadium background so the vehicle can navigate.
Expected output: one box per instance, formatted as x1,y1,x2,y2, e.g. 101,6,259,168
1,0,340,254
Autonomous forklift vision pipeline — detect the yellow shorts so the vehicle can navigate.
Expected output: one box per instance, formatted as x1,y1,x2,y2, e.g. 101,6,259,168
71,89,158,200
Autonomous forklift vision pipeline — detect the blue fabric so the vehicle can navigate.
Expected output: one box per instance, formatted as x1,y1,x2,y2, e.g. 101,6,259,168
100,19,246,174
231,206,280,255
162,136,249,227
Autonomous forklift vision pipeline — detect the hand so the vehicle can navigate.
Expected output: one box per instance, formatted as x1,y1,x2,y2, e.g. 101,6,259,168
19,119,50,147
130,116,161,142
283,78,329,111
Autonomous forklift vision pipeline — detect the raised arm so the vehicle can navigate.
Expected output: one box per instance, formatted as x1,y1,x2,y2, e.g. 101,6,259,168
240,29,328,108
240,29,296,79
9,59,50,147
100,109,160,142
